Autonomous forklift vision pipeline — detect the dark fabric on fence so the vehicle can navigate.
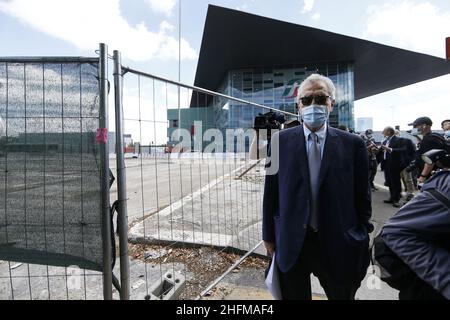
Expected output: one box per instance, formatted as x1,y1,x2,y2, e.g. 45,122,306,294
0,61,103,271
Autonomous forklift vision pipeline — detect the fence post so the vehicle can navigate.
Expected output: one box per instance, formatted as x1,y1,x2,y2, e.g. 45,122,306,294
99,43,113,300
113,50,130,300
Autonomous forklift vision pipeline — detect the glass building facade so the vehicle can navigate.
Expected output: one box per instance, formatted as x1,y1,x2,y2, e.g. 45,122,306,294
212,62,355,131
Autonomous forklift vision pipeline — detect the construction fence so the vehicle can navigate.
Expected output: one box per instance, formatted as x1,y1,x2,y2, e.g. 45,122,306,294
0,44,296,300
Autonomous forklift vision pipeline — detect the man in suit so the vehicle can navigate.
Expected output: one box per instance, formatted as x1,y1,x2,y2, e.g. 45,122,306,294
263,74,373,300
381,127,410,207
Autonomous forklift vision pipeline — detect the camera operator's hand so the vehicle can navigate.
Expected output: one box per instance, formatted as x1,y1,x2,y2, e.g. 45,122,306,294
418,181,424,190
418,176,426,185
368,143,379,152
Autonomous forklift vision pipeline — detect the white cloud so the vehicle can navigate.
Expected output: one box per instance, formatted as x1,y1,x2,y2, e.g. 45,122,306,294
302,0,315,13
0,0,197,62
355,75,450,131
311,13,320,21
358,1,450,131
363,1,450,57
235,0,256,12
235,4,249,11
163,84,193,110
146,0,177,17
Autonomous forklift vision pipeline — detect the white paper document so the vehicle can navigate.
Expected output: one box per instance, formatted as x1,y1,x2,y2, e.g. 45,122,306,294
265,254,282,300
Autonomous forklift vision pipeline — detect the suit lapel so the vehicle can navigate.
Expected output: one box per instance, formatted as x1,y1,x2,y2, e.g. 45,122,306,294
318,127,338,188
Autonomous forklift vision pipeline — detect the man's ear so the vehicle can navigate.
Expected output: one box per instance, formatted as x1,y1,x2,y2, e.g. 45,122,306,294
329,99,335,112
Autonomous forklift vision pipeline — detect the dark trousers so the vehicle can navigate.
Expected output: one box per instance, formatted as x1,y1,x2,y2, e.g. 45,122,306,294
385,164,402,202
369,159,378,187
278,229,359,300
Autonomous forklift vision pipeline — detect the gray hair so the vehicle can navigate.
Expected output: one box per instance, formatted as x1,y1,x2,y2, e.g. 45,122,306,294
296,74,336,104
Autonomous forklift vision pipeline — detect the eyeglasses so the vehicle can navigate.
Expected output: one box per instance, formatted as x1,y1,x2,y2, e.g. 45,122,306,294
299,95,331,106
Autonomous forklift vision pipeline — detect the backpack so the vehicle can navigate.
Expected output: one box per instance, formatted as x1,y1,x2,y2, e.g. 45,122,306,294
373,187,450,291
372,233,416,290
427,133,450,151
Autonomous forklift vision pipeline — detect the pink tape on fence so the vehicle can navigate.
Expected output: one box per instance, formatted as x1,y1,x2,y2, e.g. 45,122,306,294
96,128,108,144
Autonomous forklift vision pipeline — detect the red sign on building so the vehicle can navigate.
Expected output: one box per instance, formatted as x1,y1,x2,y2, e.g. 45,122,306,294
447,37,450,61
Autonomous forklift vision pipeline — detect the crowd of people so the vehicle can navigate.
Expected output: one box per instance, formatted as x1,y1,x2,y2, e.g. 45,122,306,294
358,117,450,209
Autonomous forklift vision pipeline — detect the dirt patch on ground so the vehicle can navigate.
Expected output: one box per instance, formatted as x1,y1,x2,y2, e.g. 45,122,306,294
128,243,269,299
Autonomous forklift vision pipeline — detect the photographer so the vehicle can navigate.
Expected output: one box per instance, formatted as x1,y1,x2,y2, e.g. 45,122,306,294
380,145,450,300
408,117,446,187
362,129,379,191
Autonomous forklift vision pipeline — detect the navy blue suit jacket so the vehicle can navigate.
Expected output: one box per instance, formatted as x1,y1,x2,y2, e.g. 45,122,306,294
263,125,373,285
383,136,412,171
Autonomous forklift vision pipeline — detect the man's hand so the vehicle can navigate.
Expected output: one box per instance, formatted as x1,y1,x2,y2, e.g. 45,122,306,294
264,241,275,257
381,145,392,153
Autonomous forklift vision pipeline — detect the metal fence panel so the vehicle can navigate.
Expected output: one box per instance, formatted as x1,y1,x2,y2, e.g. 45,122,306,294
0,60,105,299
114,64,295,300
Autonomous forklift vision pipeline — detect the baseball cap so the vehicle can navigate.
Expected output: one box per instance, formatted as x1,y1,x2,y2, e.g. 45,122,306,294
408,117,433,127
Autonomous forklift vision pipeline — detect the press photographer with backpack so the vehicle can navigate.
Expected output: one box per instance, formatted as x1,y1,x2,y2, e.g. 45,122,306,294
409,117,447,187
375,141,450,300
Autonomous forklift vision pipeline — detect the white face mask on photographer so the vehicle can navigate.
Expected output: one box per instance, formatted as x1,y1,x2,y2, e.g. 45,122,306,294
411,127,422,136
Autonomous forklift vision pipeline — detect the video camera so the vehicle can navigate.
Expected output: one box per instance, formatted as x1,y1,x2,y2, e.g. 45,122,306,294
405,160,418,173
253,111,286,159
254,111,286,131
254,111,286,144
361,134,380,153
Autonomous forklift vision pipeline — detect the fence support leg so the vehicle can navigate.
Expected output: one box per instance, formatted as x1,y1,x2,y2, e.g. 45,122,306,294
113,50,130,300
99,43,113,300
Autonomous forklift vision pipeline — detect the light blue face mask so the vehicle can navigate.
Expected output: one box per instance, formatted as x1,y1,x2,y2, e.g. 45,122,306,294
300,105,329,128
411,127,422,136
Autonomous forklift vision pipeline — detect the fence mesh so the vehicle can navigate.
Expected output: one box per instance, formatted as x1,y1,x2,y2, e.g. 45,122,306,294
0,60,105,300
115,69,270,299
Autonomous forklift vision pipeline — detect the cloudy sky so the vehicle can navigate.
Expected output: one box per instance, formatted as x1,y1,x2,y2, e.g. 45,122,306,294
1,0,449,141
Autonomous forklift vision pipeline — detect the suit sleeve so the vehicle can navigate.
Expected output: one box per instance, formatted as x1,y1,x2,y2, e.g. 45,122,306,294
262,140,279,243
382,191,450,299
354,138,374,233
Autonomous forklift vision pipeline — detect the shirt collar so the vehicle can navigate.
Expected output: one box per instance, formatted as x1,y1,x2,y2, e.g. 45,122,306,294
303,123,327,142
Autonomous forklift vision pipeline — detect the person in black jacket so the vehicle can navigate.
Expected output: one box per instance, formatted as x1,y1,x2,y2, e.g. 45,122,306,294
263,74,372,300
380,127,409,207
381,147,450,300
409,117,446,186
